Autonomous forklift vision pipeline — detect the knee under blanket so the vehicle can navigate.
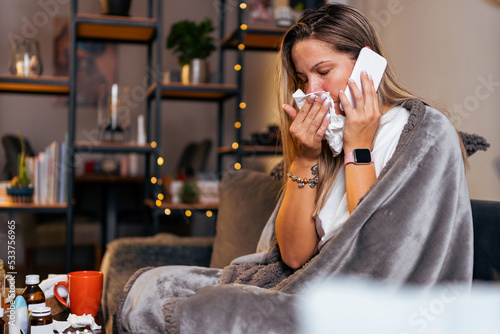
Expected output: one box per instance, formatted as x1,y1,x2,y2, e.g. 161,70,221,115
116,99,473,334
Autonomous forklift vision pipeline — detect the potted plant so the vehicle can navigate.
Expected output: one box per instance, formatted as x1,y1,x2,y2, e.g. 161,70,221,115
166,18,216,84
7,133,34,203
178,179,200,204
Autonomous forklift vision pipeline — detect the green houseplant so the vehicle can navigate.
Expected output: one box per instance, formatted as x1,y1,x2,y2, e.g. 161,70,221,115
7,132,34,203
166,18,216,84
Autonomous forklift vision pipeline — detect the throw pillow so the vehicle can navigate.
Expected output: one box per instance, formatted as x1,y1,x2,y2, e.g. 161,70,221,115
209,169,282,268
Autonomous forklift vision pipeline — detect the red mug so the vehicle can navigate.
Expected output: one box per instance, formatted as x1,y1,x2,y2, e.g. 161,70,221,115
54,271,103,317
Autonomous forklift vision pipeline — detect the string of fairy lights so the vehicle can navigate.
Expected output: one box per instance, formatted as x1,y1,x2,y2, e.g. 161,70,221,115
150,2,252,217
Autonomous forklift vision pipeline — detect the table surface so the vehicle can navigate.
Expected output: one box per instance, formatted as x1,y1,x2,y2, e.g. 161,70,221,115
2,297,105,333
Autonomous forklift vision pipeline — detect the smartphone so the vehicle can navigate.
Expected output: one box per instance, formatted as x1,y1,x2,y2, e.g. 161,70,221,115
340,47,387,110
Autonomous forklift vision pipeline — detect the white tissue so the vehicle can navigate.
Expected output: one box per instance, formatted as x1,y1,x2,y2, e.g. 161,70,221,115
68,314,102,330
292,89,345,156
39,274,68,299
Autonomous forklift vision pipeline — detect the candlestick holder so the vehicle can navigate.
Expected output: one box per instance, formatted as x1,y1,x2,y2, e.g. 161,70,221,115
97,83,131,142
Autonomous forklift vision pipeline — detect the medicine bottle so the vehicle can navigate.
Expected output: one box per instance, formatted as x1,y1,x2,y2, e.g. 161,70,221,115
29,306,53,334
0,260,5,309
0,308,5,334
22,274,46,311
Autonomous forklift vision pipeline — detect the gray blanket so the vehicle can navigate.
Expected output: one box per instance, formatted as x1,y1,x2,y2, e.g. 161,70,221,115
116,100,473,334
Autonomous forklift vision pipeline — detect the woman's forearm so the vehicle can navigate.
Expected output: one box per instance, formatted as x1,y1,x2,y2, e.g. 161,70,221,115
345,162,376,213
276,160,319,269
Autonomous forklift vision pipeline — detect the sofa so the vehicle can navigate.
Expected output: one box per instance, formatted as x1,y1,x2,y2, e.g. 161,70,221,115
99,169,284,332
99,168,500,332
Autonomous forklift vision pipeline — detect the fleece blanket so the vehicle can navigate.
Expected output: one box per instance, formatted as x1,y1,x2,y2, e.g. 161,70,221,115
115,99,473,334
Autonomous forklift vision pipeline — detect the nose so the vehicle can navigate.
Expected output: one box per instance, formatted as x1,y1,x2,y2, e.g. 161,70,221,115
306,77,323,94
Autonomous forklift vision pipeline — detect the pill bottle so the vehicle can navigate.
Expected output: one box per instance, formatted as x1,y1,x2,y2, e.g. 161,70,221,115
29,306,53,334
22,274,46,311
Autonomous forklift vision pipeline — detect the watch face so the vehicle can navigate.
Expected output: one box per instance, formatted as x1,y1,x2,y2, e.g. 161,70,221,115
354,149,372,163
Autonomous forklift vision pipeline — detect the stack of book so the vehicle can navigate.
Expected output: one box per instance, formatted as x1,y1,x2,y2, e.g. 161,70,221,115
27,141,68,204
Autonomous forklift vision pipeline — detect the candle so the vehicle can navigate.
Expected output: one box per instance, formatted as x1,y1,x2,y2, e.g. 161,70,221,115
16,60,24,76
23,53,30,76
137,114,146,144
111,83,118,130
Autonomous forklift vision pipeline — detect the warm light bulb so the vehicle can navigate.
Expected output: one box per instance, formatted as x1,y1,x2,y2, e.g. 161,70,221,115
238,44,245,50
234,122,242,129
151,177,157,184
155,199,162,207
234,64,242,71
206,211,213,218
158,193,164,200
164,208,171,215
234,163,242,170
157,157,164,165
151,141,157,148
185,210,192,217
232,142,239,149
240,24,247,30
240,3,247,9
239,102,246,109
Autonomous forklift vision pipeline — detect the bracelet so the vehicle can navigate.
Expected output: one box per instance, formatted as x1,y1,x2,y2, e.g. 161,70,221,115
287,173,319,189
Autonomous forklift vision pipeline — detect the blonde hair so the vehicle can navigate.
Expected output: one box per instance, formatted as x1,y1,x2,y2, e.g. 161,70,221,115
277,4,466,216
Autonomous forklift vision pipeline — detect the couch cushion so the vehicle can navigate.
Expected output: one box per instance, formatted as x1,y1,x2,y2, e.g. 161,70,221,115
471,199,500,280
210,169,282,268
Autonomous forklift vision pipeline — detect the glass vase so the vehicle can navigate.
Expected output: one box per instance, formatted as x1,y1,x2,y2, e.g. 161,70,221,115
9,38,43,77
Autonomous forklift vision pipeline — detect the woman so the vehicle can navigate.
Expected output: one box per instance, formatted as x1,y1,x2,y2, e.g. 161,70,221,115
275,4,469,269
116,4,473,333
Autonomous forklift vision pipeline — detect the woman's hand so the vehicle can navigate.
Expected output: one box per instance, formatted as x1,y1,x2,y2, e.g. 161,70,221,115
283,94,331,163
339,71,380,213
339,71,381,153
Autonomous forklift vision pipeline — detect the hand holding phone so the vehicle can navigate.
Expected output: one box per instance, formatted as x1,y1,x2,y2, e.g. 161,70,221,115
340,47,387,110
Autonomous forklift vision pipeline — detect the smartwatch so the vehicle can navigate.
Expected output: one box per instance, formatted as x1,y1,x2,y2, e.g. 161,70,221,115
344,149,373,166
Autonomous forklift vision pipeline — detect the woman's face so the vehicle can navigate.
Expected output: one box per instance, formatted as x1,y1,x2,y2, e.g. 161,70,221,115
291,38,355,115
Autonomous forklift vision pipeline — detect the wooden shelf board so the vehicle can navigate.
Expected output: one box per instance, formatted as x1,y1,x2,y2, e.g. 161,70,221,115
76,14,156,42
0,202,67,212
148,82,238,101
145,199,219,210
221,25,287,50
75,174,144,184
0,75,69,95
218,145,282,154
74,141,155,153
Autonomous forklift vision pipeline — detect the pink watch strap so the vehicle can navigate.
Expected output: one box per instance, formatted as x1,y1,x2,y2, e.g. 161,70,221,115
344,151,355,165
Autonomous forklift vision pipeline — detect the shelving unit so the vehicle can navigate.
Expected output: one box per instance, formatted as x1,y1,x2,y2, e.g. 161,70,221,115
0,73,72,268
146,78,237,232
67,0,163,269
144,1,287,233
216,0,286,170
0,1,163,272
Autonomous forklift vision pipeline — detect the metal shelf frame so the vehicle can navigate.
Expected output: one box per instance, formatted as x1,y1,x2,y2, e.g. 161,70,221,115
217,0,285,172
65,0,163,271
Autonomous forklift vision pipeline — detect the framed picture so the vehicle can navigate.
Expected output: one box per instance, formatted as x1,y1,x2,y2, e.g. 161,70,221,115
247,0,275,26
53,17,117,106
